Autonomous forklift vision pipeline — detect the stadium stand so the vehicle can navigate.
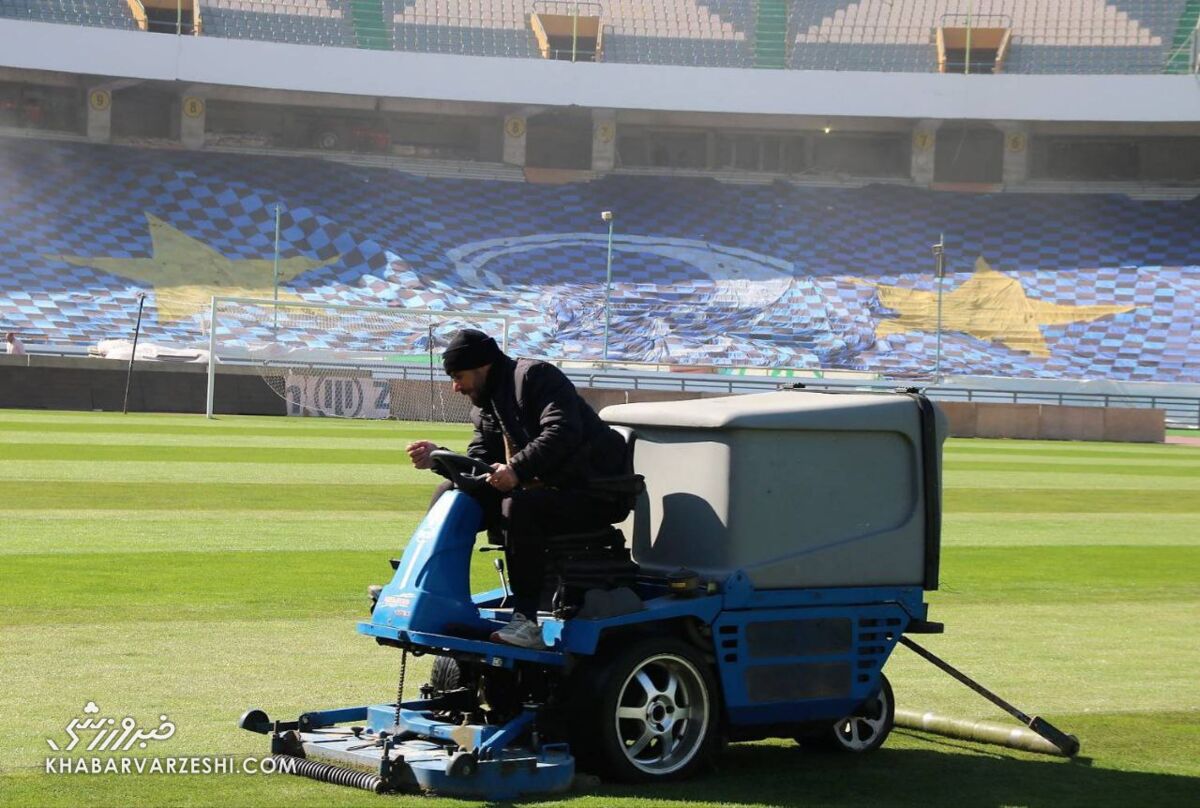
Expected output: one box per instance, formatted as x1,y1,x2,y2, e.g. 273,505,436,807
2,0,1197,73
385,0,539,58
598,0,754,67
384,1,754,65
0,0,138,30
197,1,358,47
1,137,1196,382
788,0,1191,73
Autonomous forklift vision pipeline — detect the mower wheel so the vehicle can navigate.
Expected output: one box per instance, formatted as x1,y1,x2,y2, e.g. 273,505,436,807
579,636,719,783
429,656,461,694
800,674,894,754
447,751,478,779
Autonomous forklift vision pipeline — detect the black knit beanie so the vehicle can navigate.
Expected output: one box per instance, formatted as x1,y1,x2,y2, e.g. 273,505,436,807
442,329,503,374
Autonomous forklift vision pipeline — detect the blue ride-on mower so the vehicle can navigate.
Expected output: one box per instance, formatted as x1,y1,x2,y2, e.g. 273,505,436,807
239,388,1073,799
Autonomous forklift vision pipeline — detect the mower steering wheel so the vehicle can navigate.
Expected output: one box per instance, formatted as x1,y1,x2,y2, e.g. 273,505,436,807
429,449,494,480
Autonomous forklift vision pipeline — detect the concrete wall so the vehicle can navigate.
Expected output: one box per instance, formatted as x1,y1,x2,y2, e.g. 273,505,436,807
0,357,728,419
1038,403,1106,442
975,402,1042,440
0,356,281,415
2,20,1199,123
1102,406,1166,443
939,401,1164,443
0,358,1166,442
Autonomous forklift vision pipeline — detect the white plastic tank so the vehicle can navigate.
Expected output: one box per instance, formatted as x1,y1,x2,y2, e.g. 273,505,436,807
601,390,946,590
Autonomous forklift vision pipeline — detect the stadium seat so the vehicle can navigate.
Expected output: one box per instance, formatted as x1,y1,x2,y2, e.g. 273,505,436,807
0,0,139,30
787,0,1188,74
3,0,1186,72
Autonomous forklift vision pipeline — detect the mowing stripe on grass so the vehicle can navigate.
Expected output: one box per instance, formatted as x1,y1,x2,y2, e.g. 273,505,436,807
944,513,1200,547
0,615,421,771
946,443,1198,461
10,460,1194,487
887,601,1200,718
0,442,457,465
944,460,1200,478
3,544,1193,625
4,512,1192,555
0,513,427,555
0,549,498,625
13,446,1196,478
0,432,471,452
7,481,1192,514
0,460,433,484
0,550,382,625
945,471,1200,490
944,488,1200,512
932,545,1200,604
0,420,472,441
945,453,1200,469
0,410,445,428
0,481,438,511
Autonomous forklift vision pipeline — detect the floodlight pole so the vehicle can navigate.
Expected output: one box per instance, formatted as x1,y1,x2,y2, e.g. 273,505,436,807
176,0,182,35
601,211,614,362
932,234,946,384
428,324,435,422
272,204,281,330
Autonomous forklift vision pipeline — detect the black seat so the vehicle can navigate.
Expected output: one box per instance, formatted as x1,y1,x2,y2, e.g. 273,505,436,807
543,426,642,616
544,526,639,616
478,426,644,616
545,525,626,551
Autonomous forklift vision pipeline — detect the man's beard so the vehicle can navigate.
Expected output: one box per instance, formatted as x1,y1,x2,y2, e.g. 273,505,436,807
468,391,487,406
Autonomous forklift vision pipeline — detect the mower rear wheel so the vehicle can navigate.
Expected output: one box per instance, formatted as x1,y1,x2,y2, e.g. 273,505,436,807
581,637,718,783
802,674,894,754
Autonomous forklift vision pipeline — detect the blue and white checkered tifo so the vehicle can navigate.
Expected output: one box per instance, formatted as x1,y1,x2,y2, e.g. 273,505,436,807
0,137,1197,382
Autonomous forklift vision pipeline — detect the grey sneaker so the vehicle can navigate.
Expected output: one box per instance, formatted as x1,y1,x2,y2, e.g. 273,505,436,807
490,612,546,650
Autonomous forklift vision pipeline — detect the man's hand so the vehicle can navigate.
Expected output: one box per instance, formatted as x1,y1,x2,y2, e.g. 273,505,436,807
406,440,439,470
487,463,519,493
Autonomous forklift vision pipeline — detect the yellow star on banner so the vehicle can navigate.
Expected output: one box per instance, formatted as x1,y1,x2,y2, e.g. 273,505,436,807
857,257,1134,357
53,213,339,322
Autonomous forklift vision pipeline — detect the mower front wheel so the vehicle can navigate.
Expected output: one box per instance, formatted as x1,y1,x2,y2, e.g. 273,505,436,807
579,637,719,783
429,655,461,694
800,673,894,754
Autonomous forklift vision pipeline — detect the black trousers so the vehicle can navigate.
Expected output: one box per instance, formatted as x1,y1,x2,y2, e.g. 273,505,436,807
431,481,628,617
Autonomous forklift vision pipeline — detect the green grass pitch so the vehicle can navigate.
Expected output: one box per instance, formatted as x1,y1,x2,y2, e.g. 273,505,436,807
1,410,1197,807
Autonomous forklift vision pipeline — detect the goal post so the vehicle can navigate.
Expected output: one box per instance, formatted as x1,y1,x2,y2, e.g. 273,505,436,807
204,296,511,420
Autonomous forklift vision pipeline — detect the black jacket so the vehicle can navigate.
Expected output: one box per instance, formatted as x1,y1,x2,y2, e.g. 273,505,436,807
466,356,629,489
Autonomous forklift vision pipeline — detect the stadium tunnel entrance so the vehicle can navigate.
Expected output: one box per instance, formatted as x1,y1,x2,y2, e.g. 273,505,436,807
526,109,594,170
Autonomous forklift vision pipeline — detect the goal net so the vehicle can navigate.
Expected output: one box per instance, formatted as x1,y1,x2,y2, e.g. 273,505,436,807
204,297,511,421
